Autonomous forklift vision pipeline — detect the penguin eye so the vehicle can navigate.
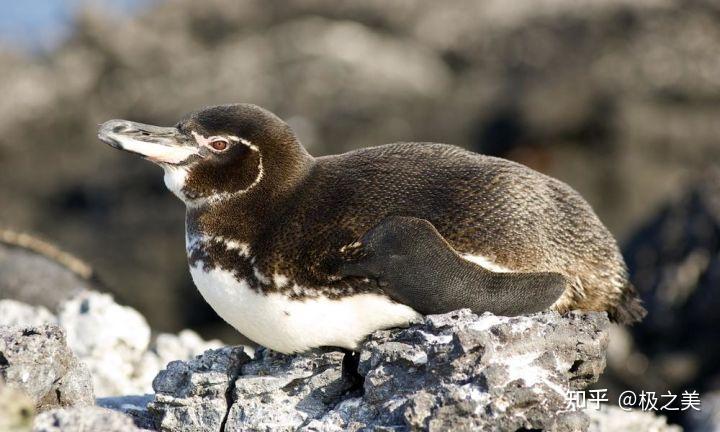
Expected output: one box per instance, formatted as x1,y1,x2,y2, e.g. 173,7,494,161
209,140,228,151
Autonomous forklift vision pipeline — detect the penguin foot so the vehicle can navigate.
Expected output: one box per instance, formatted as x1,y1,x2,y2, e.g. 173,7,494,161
340,349,364,393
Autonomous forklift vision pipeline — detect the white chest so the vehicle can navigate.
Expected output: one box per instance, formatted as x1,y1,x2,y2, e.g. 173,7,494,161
188,263,420,354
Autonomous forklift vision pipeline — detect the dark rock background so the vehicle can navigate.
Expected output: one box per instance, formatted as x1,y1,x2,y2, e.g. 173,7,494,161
600,166,720,428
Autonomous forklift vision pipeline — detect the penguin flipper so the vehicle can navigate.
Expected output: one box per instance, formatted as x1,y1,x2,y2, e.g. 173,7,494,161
339,215,568,316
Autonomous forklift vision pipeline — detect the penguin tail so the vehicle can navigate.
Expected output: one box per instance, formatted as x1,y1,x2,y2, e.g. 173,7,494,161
607,283,647,325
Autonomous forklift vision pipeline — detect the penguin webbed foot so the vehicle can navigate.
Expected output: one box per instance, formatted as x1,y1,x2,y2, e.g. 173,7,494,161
339,348,364,392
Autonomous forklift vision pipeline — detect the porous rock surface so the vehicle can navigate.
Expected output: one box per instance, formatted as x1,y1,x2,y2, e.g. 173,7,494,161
0,324,94,411
149,346,251,431
150,310,610,431
0,301,683,431
0,293,223,397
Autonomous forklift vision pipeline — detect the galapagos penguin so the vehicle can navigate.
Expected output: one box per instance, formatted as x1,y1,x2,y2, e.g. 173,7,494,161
98,103,646,354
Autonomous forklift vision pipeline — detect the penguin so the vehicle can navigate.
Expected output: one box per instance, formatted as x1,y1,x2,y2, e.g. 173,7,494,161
98,103,646,354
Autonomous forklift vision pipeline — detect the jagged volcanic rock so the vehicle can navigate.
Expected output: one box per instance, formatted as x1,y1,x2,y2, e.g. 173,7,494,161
149,310,610,431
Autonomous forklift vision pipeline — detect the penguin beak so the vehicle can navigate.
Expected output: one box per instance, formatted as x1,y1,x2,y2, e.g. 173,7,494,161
98,120,199,165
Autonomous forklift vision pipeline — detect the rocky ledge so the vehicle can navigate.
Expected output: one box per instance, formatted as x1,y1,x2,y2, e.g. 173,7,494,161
1,302,682,431
146,310,609,432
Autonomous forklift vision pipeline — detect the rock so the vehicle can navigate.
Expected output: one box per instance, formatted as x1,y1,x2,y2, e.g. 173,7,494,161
0,376,36,432
57,291,151,397
0,293,225,398
135,330,224,395
330,310,609,431
0,324,94,411
56,291,225,397
226,349,355,432
1,303,676,432
97,394,156,431
32,406,145,432
585,405,682,432
152,330,225,367
148,310,611,431
149,346,251,432
0,300,56,327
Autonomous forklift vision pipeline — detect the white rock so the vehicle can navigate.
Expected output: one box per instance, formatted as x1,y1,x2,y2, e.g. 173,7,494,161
1,293,225,397
57,291,151,396
0,300,56,327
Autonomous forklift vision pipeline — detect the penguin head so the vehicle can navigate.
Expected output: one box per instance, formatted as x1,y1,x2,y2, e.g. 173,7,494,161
99,104,310,205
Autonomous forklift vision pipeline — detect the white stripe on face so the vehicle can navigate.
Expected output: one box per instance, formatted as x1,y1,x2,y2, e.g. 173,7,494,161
192,131,260,151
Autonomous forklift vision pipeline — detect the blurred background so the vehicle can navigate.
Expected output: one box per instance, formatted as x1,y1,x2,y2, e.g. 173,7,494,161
0,0,719,429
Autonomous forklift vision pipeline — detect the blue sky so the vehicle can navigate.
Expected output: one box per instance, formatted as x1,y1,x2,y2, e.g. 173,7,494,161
0,0,153,52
